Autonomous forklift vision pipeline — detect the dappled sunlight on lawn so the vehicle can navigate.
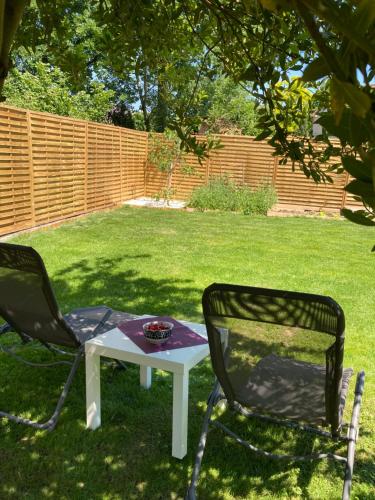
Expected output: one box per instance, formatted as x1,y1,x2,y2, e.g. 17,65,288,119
1,207,374,499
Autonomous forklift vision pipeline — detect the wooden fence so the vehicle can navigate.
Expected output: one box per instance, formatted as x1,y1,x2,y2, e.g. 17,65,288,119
0,105,360,237
146,134,360,210
0,105,147,236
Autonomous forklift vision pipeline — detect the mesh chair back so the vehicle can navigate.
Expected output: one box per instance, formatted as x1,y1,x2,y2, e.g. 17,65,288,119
202,283,345,431
0,243,79,347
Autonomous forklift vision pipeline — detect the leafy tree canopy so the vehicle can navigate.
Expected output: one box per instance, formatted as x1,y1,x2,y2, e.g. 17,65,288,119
4,58,114,122
13,0,220,141
200,76,259,135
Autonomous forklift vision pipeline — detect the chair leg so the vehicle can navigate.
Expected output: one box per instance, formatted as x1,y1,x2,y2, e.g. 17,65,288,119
186,381,221,500
0,348,84,431
342,371,365,500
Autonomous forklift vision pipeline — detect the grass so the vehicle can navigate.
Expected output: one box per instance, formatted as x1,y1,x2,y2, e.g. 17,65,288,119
1,206,374,499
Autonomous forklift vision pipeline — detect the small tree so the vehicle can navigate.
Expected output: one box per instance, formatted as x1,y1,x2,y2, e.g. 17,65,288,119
147,131,195,204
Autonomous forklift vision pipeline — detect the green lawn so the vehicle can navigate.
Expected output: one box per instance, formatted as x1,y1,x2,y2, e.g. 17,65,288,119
1,206,374,499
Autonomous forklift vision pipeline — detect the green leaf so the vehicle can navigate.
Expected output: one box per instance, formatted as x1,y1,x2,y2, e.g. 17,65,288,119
354,0,375,34
348,115,373,148
332,78,372,118
240,65,258,81
341,209,375,226
317,109,372,147
271,71,280,85
259,0,279,11
344,179,375,209
242,0,255,14
316,114,338,136
344,179,374,197
302,57,329,82
255,129,272,141
342,156,372,182
330,78,345,124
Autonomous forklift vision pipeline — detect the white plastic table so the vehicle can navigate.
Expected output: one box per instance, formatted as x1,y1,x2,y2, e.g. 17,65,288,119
85,317,216,459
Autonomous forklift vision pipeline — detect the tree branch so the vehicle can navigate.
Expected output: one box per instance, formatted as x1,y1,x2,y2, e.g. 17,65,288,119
294,0,346,81
0,0,27,99
302,0,375,59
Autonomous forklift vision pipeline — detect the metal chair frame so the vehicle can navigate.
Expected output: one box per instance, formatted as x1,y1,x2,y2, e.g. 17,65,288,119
187,283,365,500
0,242,126,431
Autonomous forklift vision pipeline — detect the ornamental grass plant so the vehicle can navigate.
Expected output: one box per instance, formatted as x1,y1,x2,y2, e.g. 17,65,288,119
188,176,277,215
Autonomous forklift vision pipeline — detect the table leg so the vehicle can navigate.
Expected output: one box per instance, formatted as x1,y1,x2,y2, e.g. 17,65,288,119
86,351,101,430
140,365,152,389
172,371,189,459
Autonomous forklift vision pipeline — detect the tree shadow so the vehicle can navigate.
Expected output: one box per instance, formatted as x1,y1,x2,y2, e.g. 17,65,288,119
50,254,201,320
186,405,339,499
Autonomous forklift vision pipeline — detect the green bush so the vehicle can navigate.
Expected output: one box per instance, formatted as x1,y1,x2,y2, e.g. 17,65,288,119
188,177,277,215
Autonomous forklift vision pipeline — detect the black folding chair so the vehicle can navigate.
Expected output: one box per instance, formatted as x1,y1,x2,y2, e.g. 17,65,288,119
187,283,365,500
0,242,134,431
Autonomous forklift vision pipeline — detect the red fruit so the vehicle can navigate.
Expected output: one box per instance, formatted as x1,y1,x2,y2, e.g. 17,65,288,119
146,322,169,332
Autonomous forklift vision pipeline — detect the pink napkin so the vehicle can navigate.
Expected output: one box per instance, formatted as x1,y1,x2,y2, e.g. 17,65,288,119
118,316,207,354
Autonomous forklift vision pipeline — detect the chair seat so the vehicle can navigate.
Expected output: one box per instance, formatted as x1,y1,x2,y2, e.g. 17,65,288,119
65,307,137,344
229,353,353,426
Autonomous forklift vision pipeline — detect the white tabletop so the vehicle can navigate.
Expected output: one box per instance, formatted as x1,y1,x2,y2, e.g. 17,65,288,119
85,318,210,375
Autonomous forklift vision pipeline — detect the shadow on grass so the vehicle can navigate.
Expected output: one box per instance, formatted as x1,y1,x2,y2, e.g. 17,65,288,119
0,361,322,499
0,254,373,499
2,354,372,499
50,255,201,320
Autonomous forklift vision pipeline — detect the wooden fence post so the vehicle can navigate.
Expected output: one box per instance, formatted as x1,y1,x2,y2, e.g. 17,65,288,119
84,122,88,212
119,129,123,202
206,156,210,183
26,110,35,225
272,154,278,188
144,133,148,197
341,171,349,209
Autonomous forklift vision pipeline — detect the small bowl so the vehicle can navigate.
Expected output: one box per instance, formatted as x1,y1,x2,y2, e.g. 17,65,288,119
143,321,174,345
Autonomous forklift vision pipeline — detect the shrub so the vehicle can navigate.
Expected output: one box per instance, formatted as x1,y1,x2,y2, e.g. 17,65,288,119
188,177,277,215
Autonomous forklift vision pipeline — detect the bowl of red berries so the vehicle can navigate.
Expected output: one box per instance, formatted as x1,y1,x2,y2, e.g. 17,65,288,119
142,320,174,345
